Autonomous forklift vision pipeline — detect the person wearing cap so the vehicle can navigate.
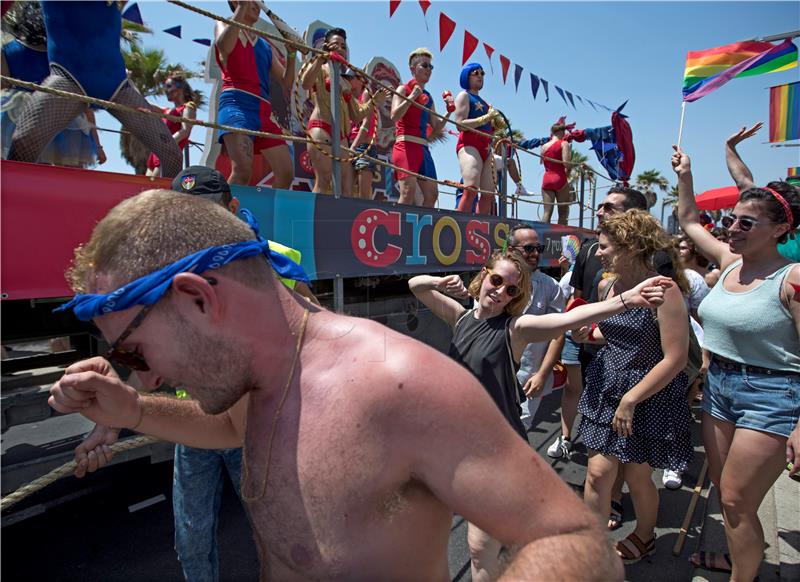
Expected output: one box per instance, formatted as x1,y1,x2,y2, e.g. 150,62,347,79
52,185,627,579
71,166,317,582
453,63,501,215
300,28,381,195
675,130,800,580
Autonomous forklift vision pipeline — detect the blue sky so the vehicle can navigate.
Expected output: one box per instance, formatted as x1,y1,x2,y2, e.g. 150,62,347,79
96,1,800,225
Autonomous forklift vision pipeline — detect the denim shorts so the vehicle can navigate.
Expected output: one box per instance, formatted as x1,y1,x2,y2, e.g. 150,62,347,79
703,360,800,437
353,144,377,171
561,332,581,365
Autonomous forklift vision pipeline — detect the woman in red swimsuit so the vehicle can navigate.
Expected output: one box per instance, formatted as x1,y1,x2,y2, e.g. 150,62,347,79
540,117,573,225
145,73,197,177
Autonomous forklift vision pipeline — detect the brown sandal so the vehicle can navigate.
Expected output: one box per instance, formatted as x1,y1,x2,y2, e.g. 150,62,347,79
615,532,656,564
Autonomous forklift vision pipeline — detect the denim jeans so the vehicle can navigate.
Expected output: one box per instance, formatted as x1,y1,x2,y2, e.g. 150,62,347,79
173,445,243,582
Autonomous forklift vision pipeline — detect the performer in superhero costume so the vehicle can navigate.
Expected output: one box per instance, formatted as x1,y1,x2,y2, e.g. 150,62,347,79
214,0,295,187
540,116,574,225
390,47,451,207
7,1,181,177
454,62,501,215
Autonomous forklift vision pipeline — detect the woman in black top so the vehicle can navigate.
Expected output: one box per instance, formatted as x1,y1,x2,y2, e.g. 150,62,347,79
409,249,672,582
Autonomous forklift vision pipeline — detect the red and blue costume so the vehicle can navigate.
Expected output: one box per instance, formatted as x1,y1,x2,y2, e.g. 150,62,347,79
541,139,568,191
392,80,436,181
215,32,285,151
456,92,492,161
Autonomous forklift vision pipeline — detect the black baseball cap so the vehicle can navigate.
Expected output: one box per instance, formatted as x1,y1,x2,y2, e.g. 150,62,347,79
171,166,230,204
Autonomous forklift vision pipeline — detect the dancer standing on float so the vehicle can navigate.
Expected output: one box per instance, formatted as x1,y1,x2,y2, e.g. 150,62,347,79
214,0,295,187
145,73,197,178
454,63,501,215
540,117,574,225
7,0,181,177
391,48,451,207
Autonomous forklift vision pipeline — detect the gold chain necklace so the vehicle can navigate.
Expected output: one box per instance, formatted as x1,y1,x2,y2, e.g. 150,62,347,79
242,308,309,502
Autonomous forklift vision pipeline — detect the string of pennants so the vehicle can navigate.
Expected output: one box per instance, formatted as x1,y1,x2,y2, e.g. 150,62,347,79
389,0,614,113
121,3,212,47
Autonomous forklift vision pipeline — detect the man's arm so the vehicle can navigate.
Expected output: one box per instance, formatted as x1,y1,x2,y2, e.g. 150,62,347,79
49,357,243,449
214,4,249,67
726,123,761,192
271,48,295,94
379,353,622,581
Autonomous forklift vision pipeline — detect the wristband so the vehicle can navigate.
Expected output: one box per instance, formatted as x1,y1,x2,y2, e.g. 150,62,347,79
287,50,297,57
619,292,631,310
588,323,598,342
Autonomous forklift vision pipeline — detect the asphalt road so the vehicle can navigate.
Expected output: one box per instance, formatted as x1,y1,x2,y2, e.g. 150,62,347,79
1,394,707,582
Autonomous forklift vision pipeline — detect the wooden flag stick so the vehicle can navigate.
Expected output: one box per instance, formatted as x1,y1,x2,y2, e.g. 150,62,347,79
672,458,709,556
677,101,687,149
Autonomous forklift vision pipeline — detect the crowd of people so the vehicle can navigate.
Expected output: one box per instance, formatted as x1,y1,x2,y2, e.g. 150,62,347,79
3,1,799,581
2,0,589,221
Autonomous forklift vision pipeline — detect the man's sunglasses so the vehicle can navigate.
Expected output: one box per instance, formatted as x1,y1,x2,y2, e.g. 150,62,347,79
486,270,521,298
596,202,619,213
418,63,434,70
105,276,217,371
510,243,545,255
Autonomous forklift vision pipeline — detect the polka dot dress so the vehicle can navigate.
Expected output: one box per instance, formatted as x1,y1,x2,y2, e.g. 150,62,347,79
578,308,693,471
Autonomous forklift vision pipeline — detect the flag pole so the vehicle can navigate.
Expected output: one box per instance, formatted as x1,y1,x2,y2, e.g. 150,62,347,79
677,101,687,148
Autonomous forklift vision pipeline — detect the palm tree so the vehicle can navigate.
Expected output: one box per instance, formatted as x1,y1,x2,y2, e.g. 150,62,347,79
120,44,205,174
634,169,669,210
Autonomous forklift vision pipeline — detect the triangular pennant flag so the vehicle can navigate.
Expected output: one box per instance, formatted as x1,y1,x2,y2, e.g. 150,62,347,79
576,95,584,106
163,25,182,39
499,54,510,84
530,73,540,99
541,79,550,101
514,64,523,92
121,2,143,25
565,90,576,108
439,12,456,51
462,30,479,65
555,86,569,105
483,42,495,74
418,0,430,15
193,38,212,46
389,0,401,17
587,100,598,111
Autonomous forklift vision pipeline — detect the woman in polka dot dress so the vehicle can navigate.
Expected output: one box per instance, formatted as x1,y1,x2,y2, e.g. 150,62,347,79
573,210,693,564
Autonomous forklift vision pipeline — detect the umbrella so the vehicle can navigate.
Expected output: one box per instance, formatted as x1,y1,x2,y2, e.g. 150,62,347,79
695,186,739,211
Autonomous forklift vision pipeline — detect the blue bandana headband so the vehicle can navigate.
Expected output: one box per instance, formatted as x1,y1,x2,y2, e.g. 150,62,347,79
55,208,310,322
460,62,482,90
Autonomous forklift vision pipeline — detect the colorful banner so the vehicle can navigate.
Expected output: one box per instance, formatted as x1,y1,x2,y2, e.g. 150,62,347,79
788,166,800,178
769,81,800,142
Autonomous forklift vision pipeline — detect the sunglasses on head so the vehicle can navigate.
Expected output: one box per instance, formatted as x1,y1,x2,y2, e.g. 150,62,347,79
510,243,545,255
486,270,521,298
418,62,434,70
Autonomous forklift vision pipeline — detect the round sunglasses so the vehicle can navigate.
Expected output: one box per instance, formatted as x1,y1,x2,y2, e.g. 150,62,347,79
486,270,521,298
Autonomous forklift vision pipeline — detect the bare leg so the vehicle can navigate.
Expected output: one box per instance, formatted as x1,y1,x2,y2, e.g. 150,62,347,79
308,127,333,194
357,168,372,199
222,133,254,186
477,153,496,215
719,428,785,582
467,521,503,582
583,450,621,528
261,143,294,190
8,69,86,163
560,364,583,439
397,176,417,205
555,185,571,225
419,178,438,208
541,189,556,223
609,467,626,529
456,146,482,213
110,81,182,178
622,462,658,541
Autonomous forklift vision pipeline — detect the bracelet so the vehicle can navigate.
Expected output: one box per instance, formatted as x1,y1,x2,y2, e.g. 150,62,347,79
287,50,297,57
619,292,631,310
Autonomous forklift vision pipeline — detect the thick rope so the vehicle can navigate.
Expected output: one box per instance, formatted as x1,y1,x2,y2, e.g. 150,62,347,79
0,435,160,512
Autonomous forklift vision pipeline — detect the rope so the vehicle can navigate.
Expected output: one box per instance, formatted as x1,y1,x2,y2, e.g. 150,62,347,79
0,435,160,512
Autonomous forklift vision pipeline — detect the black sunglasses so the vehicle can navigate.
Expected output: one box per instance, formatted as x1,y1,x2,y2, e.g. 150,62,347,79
720,216,734,228
105,276,217,371
486,270,521,298
471,70,485,76
510,243,545,255
596,202,619,213
418,62,434,70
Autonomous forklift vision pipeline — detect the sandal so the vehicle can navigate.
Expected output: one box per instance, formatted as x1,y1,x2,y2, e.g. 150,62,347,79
615,532,656,564
608,500,624,530
690,551,732,573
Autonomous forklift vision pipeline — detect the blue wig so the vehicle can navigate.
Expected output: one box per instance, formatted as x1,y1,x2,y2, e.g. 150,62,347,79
460,62,482,90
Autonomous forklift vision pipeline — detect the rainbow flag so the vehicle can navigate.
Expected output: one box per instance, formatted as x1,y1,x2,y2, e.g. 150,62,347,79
683,39,797,102
770,82,800,142
788,167,800,177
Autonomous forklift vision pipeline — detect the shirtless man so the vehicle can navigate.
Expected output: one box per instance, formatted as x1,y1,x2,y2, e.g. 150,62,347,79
391,48,451,207
454,63,501,215
50,190,625,581
214,0,295,187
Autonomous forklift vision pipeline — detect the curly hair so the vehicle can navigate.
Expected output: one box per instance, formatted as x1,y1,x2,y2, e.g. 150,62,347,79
466,251,532,316
739,181,800,244
599,210,689,294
